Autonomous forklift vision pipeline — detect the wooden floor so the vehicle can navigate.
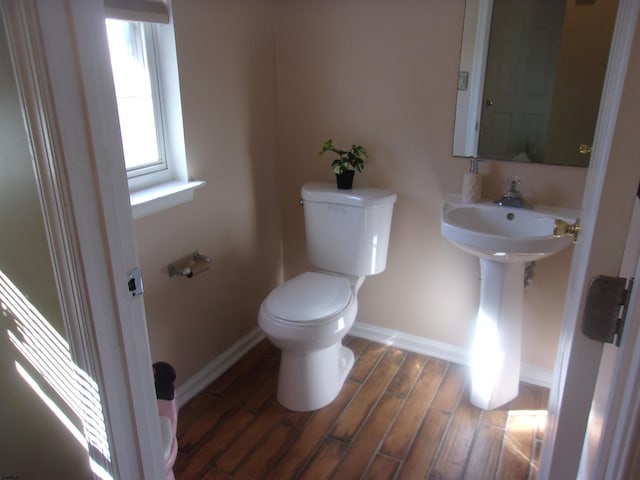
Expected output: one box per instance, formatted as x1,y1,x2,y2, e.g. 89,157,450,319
174,337,549,480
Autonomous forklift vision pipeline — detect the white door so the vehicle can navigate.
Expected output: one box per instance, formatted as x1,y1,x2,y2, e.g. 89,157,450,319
478,0,565,162
538,0,640,477
1,0,166,478
0,17,93,478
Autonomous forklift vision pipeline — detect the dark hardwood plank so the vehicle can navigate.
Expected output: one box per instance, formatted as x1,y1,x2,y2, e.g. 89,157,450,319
431,363,467,412
496,411,536,480
231,423,297,479
174,405,255,479
179,351,278,452
298,438,347,480
177,394,233,453
199,468,229,480
175,337,548,480
334,393,403,479
331,347,405,442
510,383,541,411
386,352,427,397
282,409,313,429
345,335,370,359
348,341,388,383
238,352,279,411
431,402,482,478
363,454,400,480
380,357,447,459
205,339,276,395
176,392,218,441
464,424,504,479
213,400,287,474
536,388,549,443
481,405,510,430
397,408,450,480
265,381,359,480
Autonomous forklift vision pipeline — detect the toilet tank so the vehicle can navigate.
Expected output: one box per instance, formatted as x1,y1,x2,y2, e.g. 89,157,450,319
301,183,397,276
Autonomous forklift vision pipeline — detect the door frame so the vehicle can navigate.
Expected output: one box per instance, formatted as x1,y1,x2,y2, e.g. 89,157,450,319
593,200,640,478
2,0,164,477
538,0,640,477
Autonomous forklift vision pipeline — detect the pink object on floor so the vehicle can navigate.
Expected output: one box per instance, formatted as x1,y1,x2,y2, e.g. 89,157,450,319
154,362,177,480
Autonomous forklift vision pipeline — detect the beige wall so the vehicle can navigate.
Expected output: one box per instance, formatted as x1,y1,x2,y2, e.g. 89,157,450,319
134,0,281,382
137,0,591,386
276,0,587,370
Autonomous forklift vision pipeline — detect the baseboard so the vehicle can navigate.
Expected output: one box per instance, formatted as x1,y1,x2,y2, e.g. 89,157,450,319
177,322,552,407
350,321,553,388
350,321,468,364
176,327,266,408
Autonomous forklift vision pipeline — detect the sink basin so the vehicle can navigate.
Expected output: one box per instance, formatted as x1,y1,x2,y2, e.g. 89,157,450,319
441,197,577,262
440,195,578,410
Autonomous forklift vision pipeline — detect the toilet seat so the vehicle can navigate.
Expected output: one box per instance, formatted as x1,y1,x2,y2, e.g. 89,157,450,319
263,272,352,325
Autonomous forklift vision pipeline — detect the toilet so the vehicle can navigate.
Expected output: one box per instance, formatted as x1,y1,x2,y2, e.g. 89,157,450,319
258,183,396,411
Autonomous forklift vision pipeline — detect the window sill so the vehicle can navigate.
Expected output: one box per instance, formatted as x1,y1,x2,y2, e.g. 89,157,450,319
130,180,205,220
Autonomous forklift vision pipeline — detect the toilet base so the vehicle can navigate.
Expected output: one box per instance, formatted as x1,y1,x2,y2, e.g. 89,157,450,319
277,342,354,411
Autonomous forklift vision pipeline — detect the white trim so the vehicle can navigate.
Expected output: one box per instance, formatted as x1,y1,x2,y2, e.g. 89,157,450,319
351,322,467,365
176,328,266,408
131,180,205,219
176,322,553,413
539,0,640,477
350,322,552,388
2,0,166,477
62,2,166,476
452,0,493,157
600,254,640,478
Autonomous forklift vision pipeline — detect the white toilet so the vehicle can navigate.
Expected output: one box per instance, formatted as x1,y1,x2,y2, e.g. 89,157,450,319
258,183,396,411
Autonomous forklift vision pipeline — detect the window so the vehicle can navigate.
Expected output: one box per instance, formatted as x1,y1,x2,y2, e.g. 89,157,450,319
104,3,204,219
106,19,164,176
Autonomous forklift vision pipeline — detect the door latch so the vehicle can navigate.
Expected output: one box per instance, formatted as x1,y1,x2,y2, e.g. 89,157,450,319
127,267,144,299
582,275,634,346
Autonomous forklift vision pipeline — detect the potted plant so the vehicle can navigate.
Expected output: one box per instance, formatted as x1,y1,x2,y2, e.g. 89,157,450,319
319,139,367,189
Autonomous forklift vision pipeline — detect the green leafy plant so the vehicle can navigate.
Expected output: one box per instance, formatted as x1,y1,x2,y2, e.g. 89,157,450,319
319,139,368,174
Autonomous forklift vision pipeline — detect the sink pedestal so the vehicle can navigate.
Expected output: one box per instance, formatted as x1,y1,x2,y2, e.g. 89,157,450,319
470,259,524,410
440,197,577,410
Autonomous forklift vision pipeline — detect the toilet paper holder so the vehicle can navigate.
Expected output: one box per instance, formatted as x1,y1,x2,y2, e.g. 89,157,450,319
168,251,211,278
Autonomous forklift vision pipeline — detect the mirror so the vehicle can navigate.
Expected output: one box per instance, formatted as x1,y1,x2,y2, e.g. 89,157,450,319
452,0,618,167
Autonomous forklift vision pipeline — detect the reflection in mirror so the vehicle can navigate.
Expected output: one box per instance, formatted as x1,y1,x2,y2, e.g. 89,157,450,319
452,0,618,167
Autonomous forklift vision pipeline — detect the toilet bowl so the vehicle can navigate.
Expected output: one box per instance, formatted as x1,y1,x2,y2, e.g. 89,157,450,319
258,272,360,411
258,183,397,412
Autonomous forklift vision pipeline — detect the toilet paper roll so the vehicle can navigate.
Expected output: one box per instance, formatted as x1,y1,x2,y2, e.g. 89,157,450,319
189,258,210,277
462,172,482,203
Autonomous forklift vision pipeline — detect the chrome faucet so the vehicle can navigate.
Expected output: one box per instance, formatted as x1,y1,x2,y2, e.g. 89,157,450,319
497,176,528,208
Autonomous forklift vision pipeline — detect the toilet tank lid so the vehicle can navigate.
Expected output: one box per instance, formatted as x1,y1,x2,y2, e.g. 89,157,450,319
302,183,397,207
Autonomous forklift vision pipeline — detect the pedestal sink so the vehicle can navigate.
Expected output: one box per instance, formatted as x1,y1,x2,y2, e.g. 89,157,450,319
441,195,578,410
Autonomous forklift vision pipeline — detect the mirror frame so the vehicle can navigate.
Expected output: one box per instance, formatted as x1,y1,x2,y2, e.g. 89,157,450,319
453,0,616,167
452,0,493,158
